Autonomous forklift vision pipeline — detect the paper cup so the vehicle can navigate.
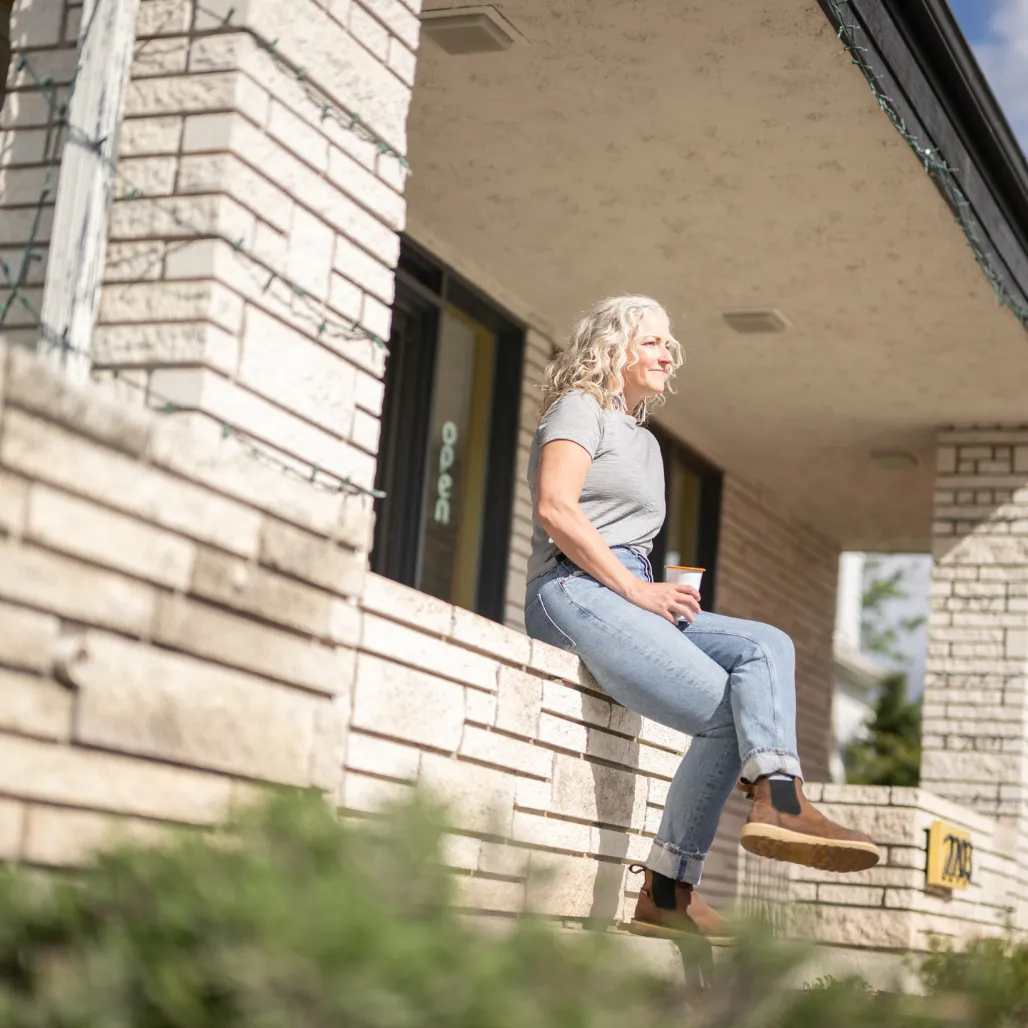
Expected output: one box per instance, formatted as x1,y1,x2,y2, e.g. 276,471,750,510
666,565,704,621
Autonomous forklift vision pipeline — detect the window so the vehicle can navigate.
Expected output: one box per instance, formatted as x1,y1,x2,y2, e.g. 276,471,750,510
372,240,525,622
648,427,723,610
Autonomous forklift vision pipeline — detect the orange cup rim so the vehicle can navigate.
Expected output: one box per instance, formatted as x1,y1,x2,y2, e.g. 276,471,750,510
665,565,705,571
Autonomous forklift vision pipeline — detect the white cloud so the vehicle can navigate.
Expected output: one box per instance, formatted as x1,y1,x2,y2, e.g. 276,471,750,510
971,0,1028,149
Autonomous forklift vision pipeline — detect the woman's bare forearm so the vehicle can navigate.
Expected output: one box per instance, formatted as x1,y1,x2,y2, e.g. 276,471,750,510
537,503,644,602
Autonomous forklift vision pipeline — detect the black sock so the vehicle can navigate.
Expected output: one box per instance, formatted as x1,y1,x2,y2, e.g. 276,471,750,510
651,871,676,909
769,778,801,816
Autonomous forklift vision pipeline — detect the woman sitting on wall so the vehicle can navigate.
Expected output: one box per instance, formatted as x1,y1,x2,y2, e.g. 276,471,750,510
525,295,879,945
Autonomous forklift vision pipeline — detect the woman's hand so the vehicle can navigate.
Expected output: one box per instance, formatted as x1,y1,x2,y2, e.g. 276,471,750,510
624,581,702,624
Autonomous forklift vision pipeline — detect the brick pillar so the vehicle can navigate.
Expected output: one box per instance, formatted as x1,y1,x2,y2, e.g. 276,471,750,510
90,0,421,493
921,428,1028,828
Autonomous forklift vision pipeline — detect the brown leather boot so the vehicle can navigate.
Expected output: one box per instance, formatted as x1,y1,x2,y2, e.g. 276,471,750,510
738,778,879,872
627,865,735,946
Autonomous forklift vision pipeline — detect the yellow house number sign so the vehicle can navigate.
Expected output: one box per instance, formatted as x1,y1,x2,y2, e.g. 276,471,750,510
925,820,972,890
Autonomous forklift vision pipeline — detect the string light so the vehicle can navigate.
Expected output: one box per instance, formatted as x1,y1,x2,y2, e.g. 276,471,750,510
827,0,1028,326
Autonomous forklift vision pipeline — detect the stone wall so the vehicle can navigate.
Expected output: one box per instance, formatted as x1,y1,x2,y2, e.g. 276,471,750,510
0,341,697,924
923,428,1028,829
789,784,1028,951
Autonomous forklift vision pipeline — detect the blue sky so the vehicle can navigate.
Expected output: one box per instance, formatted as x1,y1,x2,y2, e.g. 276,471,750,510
947,0,1028,151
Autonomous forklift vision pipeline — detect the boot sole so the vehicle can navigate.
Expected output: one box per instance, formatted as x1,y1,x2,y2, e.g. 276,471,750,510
740,823,879,872
628,918,737,947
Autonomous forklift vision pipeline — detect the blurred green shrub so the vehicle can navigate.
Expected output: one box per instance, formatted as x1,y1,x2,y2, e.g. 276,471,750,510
0,788,1025,1028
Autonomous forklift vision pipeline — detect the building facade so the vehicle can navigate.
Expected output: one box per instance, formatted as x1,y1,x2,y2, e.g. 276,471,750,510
2,0,1028,969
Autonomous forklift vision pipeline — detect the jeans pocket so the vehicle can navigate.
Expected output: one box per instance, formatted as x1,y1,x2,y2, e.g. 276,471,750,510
526,589,578,654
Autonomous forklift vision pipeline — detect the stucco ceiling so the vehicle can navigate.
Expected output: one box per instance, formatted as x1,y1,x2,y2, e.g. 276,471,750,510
403,0,1028,551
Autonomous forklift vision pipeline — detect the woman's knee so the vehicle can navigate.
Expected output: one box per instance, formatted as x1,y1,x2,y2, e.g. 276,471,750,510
747,621,795,666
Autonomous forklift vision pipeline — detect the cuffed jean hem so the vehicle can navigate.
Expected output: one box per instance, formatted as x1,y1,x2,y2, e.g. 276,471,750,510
741,749,803,783
646,838,706,886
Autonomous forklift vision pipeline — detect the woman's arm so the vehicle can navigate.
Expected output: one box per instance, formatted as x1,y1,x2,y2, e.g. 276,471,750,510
535,440,701,623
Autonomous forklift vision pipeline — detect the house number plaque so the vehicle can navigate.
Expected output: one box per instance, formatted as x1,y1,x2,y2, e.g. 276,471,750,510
925,820,972,891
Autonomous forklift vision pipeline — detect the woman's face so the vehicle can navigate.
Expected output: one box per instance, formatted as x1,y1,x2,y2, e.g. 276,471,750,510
622,309,674,402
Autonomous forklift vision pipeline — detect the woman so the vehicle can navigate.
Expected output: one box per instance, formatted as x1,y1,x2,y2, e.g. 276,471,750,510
525,295,879,944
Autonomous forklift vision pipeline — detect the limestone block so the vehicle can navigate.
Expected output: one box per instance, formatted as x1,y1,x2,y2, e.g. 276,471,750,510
352,652,464,749
27,484,197,590
119,115,184,156
514,776,552,812
3,410,266,556
362,573,452,633
147,414,358,541
9,0,63,45
528,638,582,683
0,734,236,823
266,100,330,173
191,547,334,636
227,118,399,262
345,729,421,780
419,753,517,835
340,770,414,813
459,726,553,780
648,778,670,807
789,904,912,950
260,518,365,596
527,851,626,920
586,729,637,768
0,598,59,673
494,665,542,736
812,803,913,846
327,145,406,231
638,718,689,752
637,743,680,779
362,614,498,691
920,750,1023,786
541,679,611,728
537,712,588,753
453,874,525,914
154,594,351,694
354,368,385,416
550,755,647,830
591,825,642,861
349,4,389,58
329,599,364,647
451,607,532,665
0,668,73,741
465,687,497,726
479,840,529,877
125,71,241,118
197,0,412,152
351,409,381,454
22,806,173,867
4,348,153,456
0,541,156,637
361,294,393,339
512,810,591,853
176,153,293,232
441,833,481,871
387,36,416,85
816,884,885,906
109,195,254,253
100,279,244,334
819,784,893,805
309,694,352,792
333,234,395,304
0,798,23,859
71,632,322,785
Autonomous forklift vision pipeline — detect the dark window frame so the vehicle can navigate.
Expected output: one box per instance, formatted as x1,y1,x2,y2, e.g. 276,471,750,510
371,238,525,623
648,424,723,612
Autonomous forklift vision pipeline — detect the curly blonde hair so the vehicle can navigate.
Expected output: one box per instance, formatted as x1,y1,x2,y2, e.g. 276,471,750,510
539,295,684,424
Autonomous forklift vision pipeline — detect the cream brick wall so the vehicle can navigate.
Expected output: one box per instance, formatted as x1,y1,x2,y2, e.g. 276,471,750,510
79,0,417,491
0,341,705,926
924,428,1028,827
788,783,1028,950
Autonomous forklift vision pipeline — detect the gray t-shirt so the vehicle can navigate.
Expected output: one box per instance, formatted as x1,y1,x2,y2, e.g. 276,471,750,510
526,390,665,582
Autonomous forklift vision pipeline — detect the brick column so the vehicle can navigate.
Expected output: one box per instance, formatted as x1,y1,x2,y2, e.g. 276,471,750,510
921,428,1028,828
91,0,421,493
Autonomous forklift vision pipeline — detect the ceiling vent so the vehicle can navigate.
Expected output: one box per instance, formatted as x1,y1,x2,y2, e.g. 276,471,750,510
420,6,525,54
721,308,792,334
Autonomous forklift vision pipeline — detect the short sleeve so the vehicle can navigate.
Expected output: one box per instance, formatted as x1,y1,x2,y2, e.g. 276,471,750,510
537,391,603,458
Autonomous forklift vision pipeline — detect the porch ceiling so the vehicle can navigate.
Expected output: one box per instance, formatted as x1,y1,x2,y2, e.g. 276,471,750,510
403,0,1028,551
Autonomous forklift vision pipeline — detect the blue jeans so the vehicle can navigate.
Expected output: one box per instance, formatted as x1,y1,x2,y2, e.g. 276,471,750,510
525,547,802,885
